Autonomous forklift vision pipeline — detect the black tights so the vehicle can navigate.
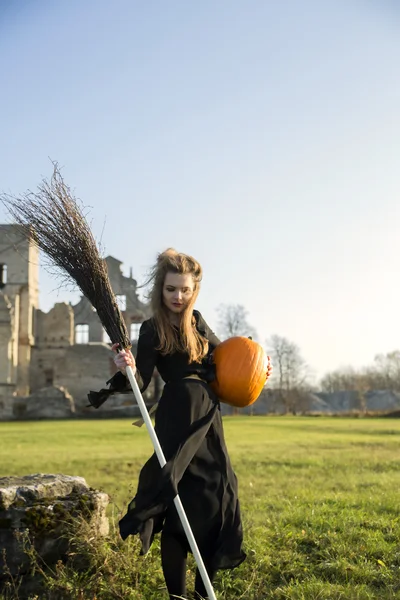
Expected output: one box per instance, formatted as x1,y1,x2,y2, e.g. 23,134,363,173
161,531,216,599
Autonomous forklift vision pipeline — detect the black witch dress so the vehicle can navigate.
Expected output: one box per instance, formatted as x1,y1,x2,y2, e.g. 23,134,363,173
105,310,246,571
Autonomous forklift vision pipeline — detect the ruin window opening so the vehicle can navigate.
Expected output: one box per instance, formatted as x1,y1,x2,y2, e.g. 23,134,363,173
130,323,141,343
116,295,127,311
0,264,7,288
102,328,111,344
75,323,89,344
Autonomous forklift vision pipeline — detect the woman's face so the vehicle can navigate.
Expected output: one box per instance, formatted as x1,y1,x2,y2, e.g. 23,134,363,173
163,272,195,314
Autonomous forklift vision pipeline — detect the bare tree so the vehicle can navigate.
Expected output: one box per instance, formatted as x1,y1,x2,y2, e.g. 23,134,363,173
320,367,361,393
267,334,311,414
216,304,257,341
215,303,258,416
320,351,400,394
373,351,400,392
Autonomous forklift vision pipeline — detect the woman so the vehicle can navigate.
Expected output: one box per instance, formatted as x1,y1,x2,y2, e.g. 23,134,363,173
109,248,272,600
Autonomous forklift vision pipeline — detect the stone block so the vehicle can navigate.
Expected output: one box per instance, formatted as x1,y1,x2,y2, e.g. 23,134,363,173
14,386,75,420
0,473,109,577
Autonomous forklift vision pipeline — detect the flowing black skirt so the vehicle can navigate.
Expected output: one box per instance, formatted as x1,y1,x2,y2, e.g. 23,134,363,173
119,378,246,571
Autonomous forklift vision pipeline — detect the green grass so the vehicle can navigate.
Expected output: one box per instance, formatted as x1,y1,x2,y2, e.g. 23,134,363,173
1,416,400,599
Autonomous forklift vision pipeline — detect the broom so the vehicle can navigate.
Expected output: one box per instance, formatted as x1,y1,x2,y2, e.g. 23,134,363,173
1,162,217,600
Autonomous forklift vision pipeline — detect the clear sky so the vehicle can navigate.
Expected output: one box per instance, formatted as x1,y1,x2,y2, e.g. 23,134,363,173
0,0,399,383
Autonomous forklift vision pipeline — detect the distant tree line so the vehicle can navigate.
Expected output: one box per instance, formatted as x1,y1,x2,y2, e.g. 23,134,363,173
216,303,400,414
320,351,400,394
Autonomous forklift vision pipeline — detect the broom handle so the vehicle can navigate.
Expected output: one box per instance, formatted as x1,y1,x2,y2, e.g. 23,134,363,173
125,365,217,600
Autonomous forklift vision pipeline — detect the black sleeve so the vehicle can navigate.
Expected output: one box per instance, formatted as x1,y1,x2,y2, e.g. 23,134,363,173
135,319,158,393
195,310,221,350
105,319,157,394
206,321,221,350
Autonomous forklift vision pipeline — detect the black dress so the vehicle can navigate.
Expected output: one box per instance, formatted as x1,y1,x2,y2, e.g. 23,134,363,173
108,310,246,571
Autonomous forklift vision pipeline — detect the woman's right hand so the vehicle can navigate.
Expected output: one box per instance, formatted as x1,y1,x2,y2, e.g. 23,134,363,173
111,343,136,375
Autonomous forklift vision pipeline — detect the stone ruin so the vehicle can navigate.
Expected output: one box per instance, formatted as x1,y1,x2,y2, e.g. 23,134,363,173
0,473,109,580
12,386,75,420
0,224,157,422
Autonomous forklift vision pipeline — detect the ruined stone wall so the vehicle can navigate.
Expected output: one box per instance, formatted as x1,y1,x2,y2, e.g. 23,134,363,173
30,303,74,392
72,296,104,342
30,347,66,392
70,258,151,345
0,294,13,385
53,343,116,413
0,225,39,395
104,255,151,338
12,386,75,420
0,385,14,420
34,302,74,347
0,229,158,419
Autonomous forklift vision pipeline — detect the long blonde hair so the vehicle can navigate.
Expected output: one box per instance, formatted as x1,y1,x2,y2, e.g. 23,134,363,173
144,248,208,362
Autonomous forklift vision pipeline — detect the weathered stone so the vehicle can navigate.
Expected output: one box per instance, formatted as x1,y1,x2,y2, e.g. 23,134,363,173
0,225,39,397
34,302,74,349
13,386,75,420
0,293,13,386
0,387,14,420
53,343,115,413
0,473,109,576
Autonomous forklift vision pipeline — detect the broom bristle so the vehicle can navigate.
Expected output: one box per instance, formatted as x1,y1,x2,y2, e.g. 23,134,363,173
1,162,131,350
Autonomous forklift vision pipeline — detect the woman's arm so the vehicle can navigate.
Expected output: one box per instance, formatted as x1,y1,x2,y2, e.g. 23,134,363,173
194,310,221,350
134,320,158,392
205,321,221,350
110,320,157,393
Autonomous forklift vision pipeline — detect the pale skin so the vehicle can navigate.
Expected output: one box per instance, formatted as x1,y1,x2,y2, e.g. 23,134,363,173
112,273,195,373
112,271,273,380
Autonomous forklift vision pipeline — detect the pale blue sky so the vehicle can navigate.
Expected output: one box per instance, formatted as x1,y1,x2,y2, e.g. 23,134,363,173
0,0,399,383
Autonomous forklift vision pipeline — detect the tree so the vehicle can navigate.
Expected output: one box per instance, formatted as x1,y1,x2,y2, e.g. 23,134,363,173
319,350,400,394
266,334,311,414
215,303,258,416
216,304,257,341
373,351,400,392
319,367,361,393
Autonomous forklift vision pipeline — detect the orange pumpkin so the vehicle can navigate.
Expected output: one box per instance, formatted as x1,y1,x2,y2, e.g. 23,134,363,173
210,336,269,407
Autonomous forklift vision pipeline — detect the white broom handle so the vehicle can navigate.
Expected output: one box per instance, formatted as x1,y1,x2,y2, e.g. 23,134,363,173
125,365,217,600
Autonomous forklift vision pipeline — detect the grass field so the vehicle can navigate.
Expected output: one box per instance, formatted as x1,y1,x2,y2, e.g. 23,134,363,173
1,416,400,599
